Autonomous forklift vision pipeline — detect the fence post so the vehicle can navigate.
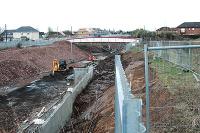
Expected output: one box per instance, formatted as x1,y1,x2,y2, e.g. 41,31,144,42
144,44,150,133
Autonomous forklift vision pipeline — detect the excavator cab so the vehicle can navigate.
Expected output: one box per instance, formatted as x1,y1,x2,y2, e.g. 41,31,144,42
59,59,67,70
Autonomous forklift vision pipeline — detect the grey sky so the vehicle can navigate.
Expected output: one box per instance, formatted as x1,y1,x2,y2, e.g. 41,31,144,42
0,0,199,32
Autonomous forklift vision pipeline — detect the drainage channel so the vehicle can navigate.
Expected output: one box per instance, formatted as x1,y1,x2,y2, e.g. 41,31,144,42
0,64,94,133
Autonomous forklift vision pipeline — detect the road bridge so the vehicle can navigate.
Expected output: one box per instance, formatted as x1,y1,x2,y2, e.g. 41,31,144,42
67,37,139,52
67,37,139,44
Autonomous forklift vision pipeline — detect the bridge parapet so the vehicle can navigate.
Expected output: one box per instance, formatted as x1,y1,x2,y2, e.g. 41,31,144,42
68,37,139,43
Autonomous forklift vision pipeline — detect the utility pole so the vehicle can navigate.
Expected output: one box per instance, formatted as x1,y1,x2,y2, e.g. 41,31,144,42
5,24,7,42
71,26,73,35
70,40,73,62
57,26,59,38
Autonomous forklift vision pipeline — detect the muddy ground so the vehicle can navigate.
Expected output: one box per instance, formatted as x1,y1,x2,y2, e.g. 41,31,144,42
0,74,70,133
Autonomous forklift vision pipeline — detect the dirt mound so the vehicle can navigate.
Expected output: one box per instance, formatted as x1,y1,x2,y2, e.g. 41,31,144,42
0,60,38,86
0,41,89,89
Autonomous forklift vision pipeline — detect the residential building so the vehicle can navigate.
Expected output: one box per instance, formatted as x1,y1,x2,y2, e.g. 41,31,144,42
1,30,15,41
13,26,40,40
177,22,200,36
76,28,110,37
76,28,94,37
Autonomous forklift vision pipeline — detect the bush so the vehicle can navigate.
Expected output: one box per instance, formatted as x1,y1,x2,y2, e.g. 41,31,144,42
16,43,22,48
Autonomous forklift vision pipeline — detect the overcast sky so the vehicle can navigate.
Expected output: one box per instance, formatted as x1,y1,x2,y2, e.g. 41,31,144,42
0,0,199,32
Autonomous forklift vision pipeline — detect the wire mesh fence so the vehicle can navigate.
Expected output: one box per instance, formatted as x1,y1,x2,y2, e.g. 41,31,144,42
146,42,200,133
149,41,200,75
0,38,67,49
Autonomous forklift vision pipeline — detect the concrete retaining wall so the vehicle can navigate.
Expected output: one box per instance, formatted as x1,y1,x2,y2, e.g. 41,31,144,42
115,55,146,133
23,66,93,133
74,67,90,83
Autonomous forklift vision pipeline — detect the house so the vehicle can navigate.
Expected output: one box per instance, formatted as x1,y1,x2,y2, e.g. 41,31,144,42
156,27,177,34
177,22,200,36
76,28,94,37
13,26,39,40
1,30,15,41
76,28,110,37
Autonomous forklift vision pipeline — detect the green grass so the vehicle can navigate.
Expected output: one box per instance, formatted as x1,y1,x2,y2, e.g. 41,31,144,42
150,58,200,132
150,58,195,93
131,46,143,52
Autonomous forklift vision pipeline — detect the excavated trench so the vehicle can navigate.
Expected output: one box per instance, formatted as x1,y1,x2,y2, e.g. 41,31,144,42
61,55,116,132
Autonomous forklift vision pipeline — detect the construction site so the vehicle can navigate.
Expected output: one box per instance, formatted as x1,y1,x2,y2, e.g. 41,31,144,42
0,39,200,133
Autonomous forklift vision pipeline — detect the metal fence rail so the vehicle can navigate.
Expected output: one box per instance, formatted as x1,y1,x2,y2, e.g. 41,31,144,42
144,43,200,133
0,38,67,49
115,55,145,133
149,41,200,76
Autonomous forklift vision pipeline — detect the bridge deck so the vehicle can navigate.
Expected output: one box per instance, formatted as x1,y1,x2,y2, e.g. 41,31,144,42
67,37,138,43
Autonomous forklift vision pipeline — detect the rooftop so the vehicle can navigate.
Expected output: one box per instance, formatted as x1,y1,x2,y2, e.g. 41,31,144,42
15,26,39,32
177,22,200,28
1,30,16,35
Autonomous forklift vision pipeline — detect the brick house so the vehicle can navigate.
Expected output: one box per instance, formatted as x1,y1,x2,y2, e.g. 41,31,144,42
177,22,200,36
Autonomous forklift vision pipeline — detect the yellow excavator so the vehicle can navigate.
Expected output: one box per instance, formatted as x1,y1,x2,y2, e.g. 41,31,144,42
52,59,67,75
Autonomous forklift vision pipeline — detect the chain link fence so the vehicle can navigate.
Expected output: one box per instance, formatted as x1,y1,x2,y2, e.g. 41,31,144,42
145,42,200,133
149,41,200,75
0,38,67,49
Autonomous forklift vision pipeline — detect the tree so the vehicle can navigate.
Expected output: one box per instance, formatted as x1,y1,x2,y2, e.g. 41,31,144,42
63,30,72,36
0,34,3,41
128,29,145,38
48,27,53,33
47,27,55,37
0,27,2,34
